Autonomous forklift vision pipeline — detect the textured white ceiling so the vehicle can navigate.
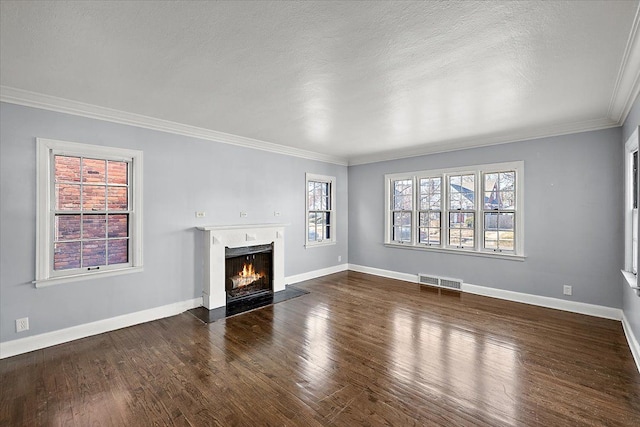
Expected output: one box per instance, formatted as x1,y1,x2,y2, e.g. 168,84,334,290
1,1,639,165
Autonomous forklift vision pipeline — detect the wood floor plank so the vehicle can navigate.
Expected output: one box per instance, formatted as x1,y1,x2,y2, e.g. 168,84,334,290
2,270,640,426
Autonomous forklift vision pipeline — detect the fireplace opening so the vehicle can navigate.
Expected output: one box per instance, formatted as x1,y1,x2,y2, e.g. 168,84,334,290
225,243,273,303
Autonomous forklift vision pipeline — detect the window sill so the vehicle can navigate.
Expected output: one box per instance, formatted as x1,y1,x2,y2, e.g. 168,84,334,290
305,241,337,249
34,266,143,288
621,270,640,295
384,243,525,261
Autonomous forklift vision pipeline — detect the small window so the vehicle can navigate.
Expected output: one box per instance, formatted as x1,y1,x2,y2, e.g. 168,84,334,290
36,138,143,286
305,173,336,247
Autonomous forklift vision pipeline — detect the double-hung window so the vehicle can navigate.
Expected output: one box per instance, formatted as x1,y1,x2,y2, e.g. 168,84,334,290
391,178,413,243
35,138,143,287
624,128,639,289
385,161,524,259
305,173,336,247
418,177,441,245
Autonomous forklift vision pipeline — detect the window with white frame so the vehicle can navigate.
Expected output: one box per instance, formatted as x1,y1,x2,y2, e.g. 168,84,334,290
385,161,524,258
305,173,336,246
625,128,639,277
35,138,143,287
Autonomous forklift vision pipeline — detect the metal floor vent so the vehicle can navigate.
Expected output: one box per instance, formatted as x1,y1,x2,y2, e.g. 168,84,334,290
418,274,463,290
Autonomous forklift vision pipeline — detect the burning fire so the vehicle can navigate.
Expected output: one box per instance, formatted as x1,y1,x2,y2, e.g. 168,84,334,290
231,263,262,288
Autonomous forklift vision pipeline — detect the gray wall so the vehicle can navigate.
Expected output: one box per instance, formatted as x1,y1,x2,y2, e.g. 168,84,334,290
0,102,348,342
622,94,640,349
348,128,623,308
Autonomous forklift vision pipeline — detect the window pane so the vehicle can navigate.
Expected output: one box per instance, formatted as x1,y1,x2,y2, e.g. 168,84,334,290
634,152,638,210
484,212,498,231
484,190,498,210
393,226,411,242
430,194,441,210
484,173,498,191
499,171,515,190
108,186,128,210
498,213,514,231
633,208,638,274
107,161,128,185
450,174,475,210
82,185,106,211
484,232,498,249
393,180,412,210
419,177,441,211
449,212,474,228
420,227,440,245
82,158,106,183
394,212,411,226
419,196,429,210
497,231,514,251
449,191,461,210
54,242,81,270
460,228,474,246
308,212,317,241
55,155,81,182
108,239,128,265
82,214,106,239
108,214,128,238
500,191,515,209
449,229,461,246
460,175,475,209
55,184,81,211
83,240,106,267
55,214,81,241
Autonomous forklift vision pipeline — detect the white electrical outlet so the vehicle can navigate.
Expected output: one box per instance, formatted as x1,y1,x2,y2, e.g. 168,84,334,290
338,255,342,262
16,317,29,333
240,212,248,218
563,285,572,296
195,211,206,218
274,211,281,217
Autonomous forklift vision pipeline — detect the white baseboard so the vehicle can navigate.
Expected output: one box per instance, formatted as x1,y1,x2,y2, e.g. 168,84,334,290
622,313,640,373
348,264,418,283
0,297,202,359
462,283,622,320
348,264,622,320
285,263,349,285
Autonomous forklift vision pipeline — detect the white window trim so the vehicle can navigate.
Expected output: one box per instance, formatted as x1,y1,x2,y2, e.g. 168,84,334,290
623,127,640,292
305,173,336,248
34,138,143,287
384,161,525,260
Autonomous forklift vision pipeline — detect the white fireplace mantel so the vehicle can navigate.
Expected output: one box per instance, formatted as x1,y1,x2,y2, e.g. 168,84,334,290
197,224,286,309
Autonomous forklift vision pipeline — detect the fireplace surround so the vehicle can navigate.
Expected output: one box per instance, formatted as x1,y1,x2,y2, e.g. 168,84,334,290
198,224,286,309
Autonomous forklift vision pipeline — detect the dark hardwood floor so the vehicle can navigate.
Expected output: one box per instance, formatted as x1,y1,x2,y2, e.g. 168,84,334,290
2,271,640,426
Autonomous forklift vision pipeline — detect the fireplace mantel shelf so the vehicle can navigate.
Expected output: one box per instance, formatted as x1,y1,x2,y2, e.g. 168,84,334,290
197,223,289,231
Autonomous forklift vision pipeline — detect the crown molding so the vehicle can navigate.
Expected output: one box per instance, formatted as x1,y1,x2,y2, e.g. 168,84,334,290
348,116,619,166
608,1,640,125
0,86,349,166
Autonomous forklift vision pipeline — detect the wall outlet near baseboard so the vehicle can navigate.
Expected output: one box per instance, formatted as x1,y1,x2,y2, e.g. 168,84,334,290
195,211,206,218
16,317,29,333
338,255,342,262
563,285,572,296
